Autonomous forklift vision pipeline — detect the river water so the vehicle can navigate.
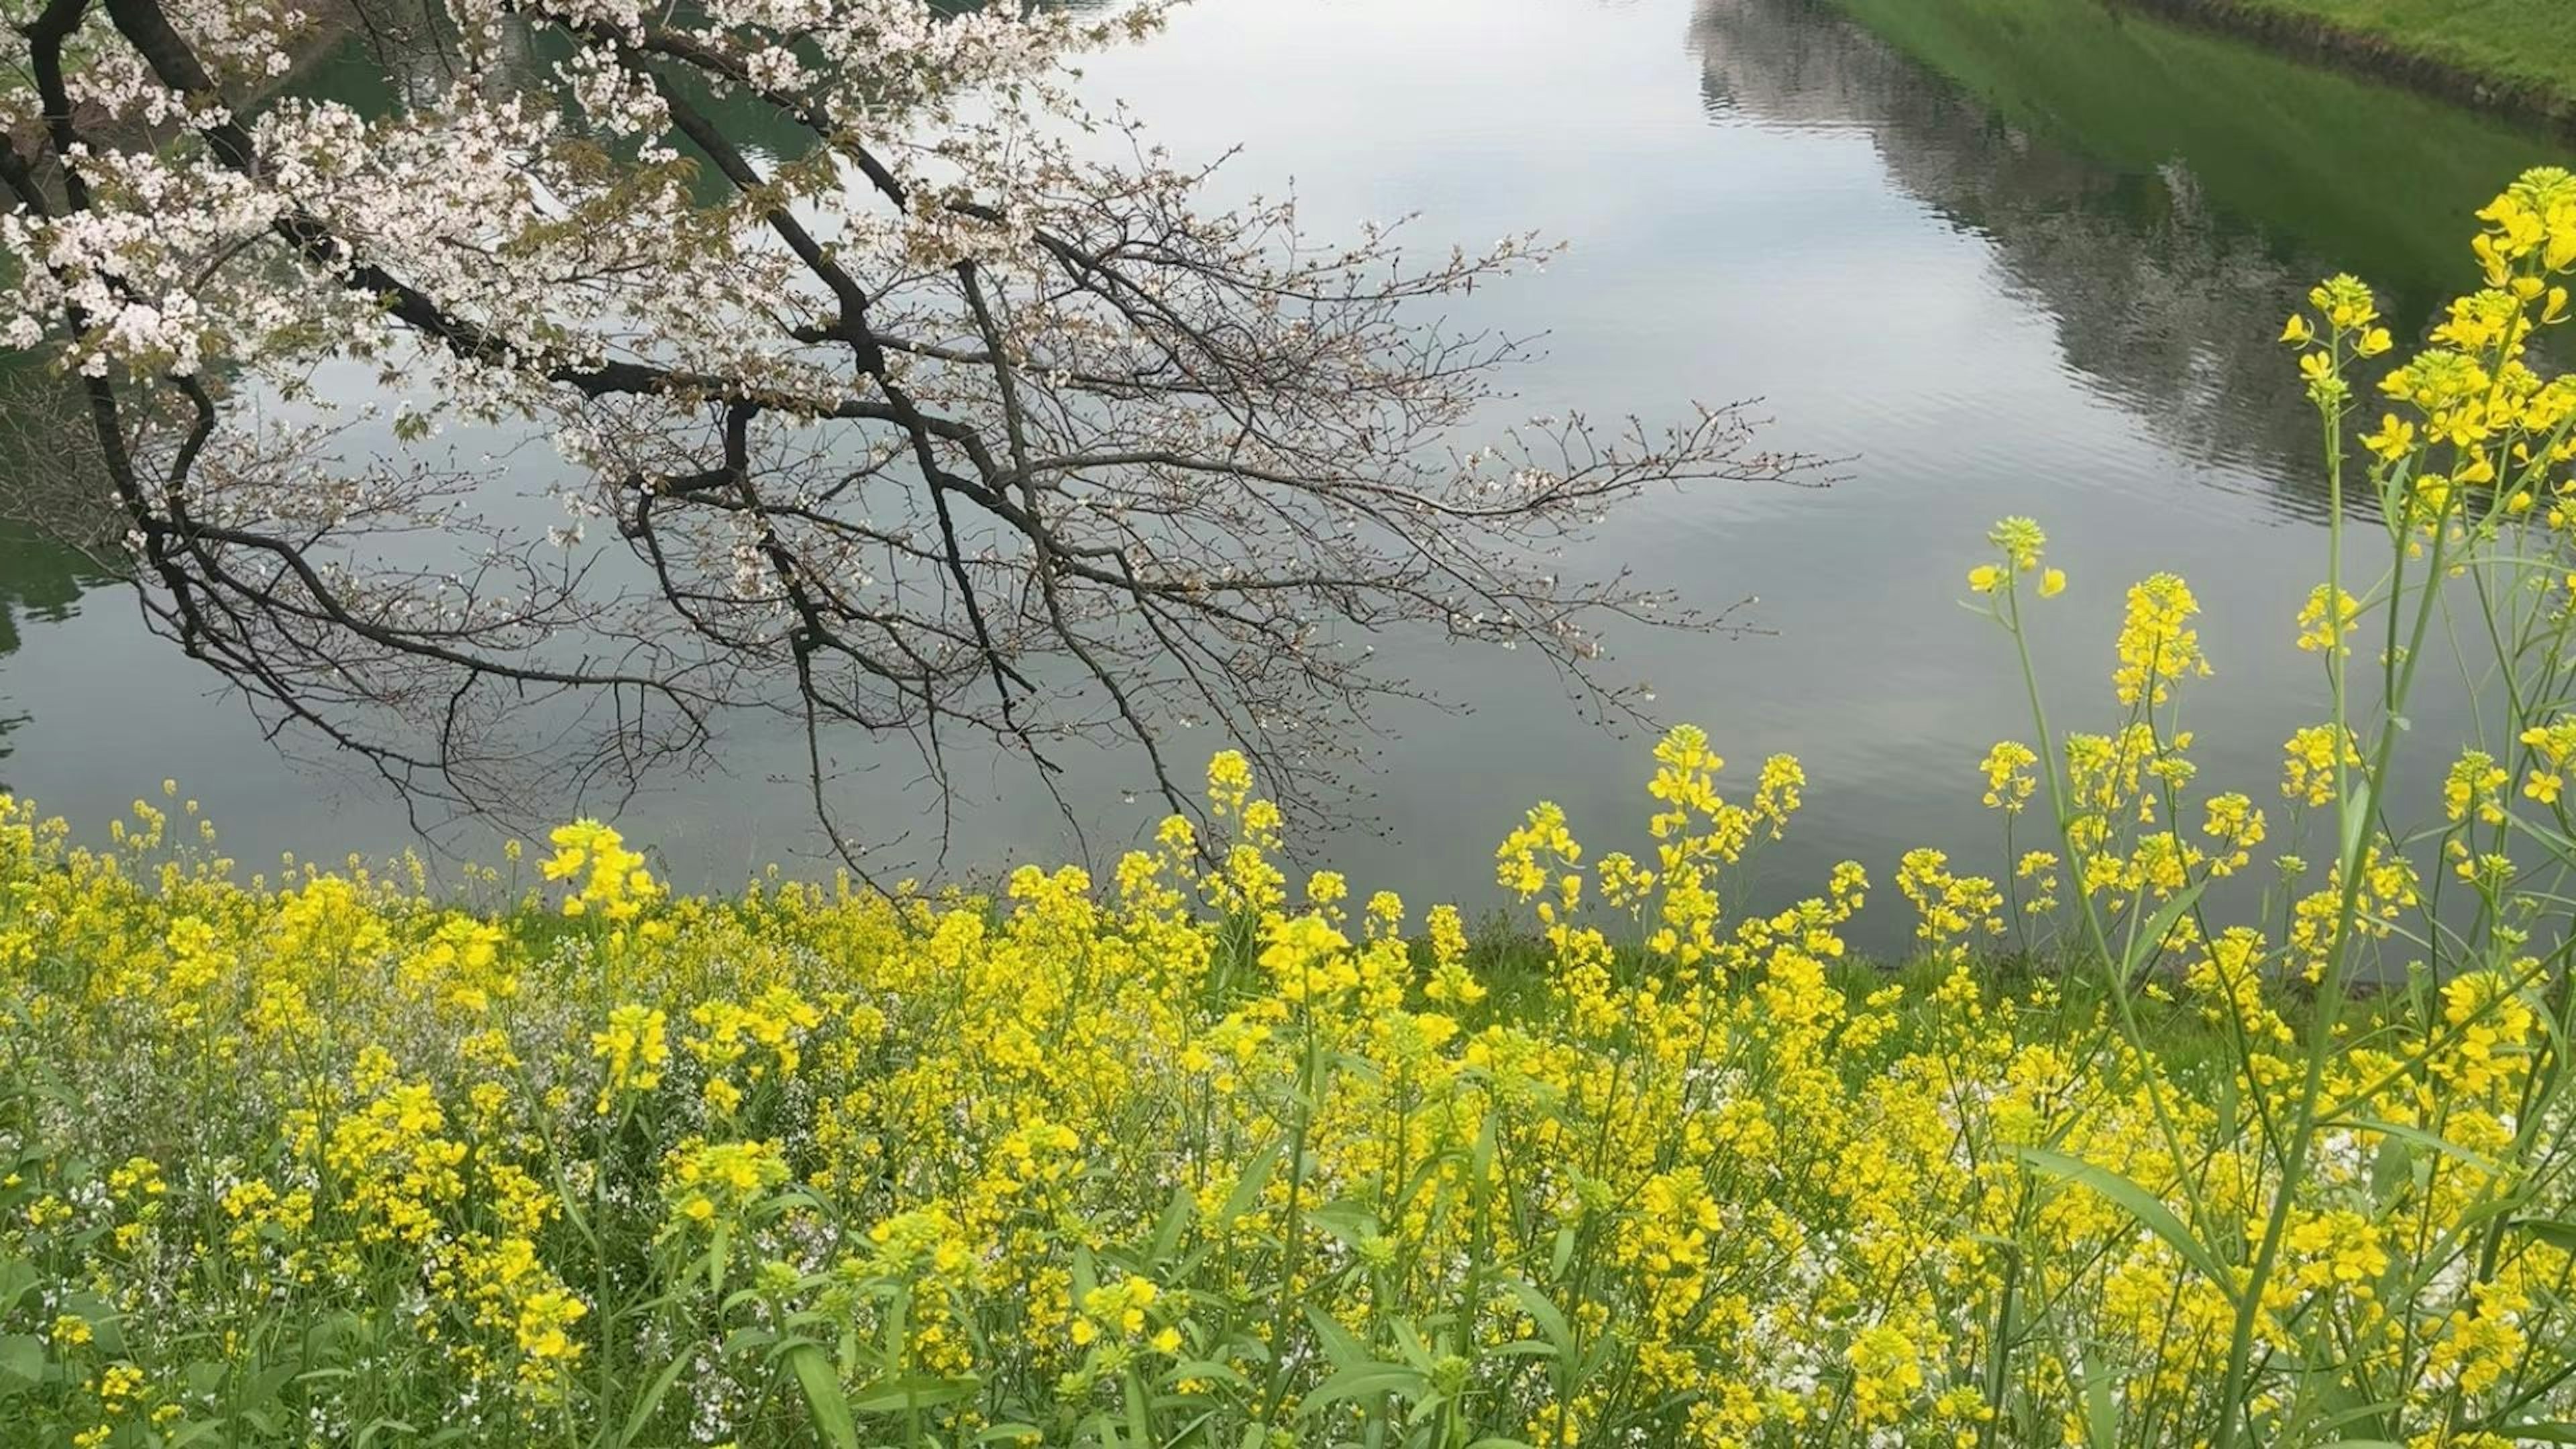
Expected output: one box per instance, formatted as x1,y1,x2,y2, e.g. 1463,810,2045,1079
1,0,2569,947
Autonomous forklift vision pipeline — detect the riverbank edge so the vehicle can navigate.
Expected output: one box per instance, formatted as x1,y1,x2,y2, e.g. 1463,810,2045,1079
2106,0,2576,136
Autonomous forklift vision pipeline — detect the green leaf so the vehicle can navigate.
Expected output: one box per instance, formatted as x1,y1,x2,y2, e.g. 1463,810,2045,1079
2367,1130,2413,1208
1071,1245,1098,1306
2513,1218,2576,1253
1304,1197,1378,1248
2080,1355,2119,1449
2010,1145,2231,1293
2491,1424,2576,1444
61,1293,123,1356
0,1259,36,1318
1150,1183,1195,1262
1221,1142,1283,1228
615,1353,694,1446
1390,1318,1436,1373
1303,1304,1369,1371
245,1358,300,1407
2339,789,2369,868
843,1373,979,1415
2121,881,2208,977
2312,1381,2402,1432
2331,1116,2504,1179
782,1342,859,1449
0,1334,42,1394
1161,1358,1250,1390
1124,1368,1152,1443
1501,1279,1572,1358
1299,1362,1426,1416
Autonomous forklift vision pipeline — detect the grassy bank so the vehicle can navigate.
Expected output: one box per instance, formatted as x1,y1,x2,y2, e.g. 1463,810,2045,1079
1819,0,2564,321
2125,0,2576,129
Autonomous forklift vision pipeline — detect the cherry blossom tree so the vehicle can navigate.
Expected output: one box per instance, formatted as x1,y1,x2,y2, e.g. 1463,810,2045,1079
0,0,1813,859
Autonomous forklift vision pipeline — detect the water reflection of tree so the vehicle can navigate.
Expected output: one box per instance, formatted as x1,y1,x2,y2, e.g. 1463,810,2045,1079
0,527,112,774
0,366,119,777
1690,0,2394,521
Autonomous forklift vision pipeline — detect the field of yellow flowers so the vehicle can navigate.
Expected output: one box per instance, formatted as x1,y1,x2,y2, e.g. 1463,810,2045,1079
5,170,2576,1448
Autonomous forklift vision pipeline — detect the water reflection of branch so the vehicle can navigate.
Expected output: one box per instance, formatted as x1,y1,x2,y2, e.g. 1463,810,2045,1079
0,0,1825,881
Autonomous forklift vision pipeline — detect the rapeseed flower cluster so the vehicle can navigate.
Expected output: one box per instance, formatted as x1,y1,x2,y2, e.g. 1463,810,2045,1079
0,714,2564,1444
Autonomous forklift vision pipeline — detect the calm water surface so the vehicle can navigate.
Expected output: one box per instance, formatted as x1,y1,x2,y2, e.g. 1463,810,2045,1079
3,0,2571,947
